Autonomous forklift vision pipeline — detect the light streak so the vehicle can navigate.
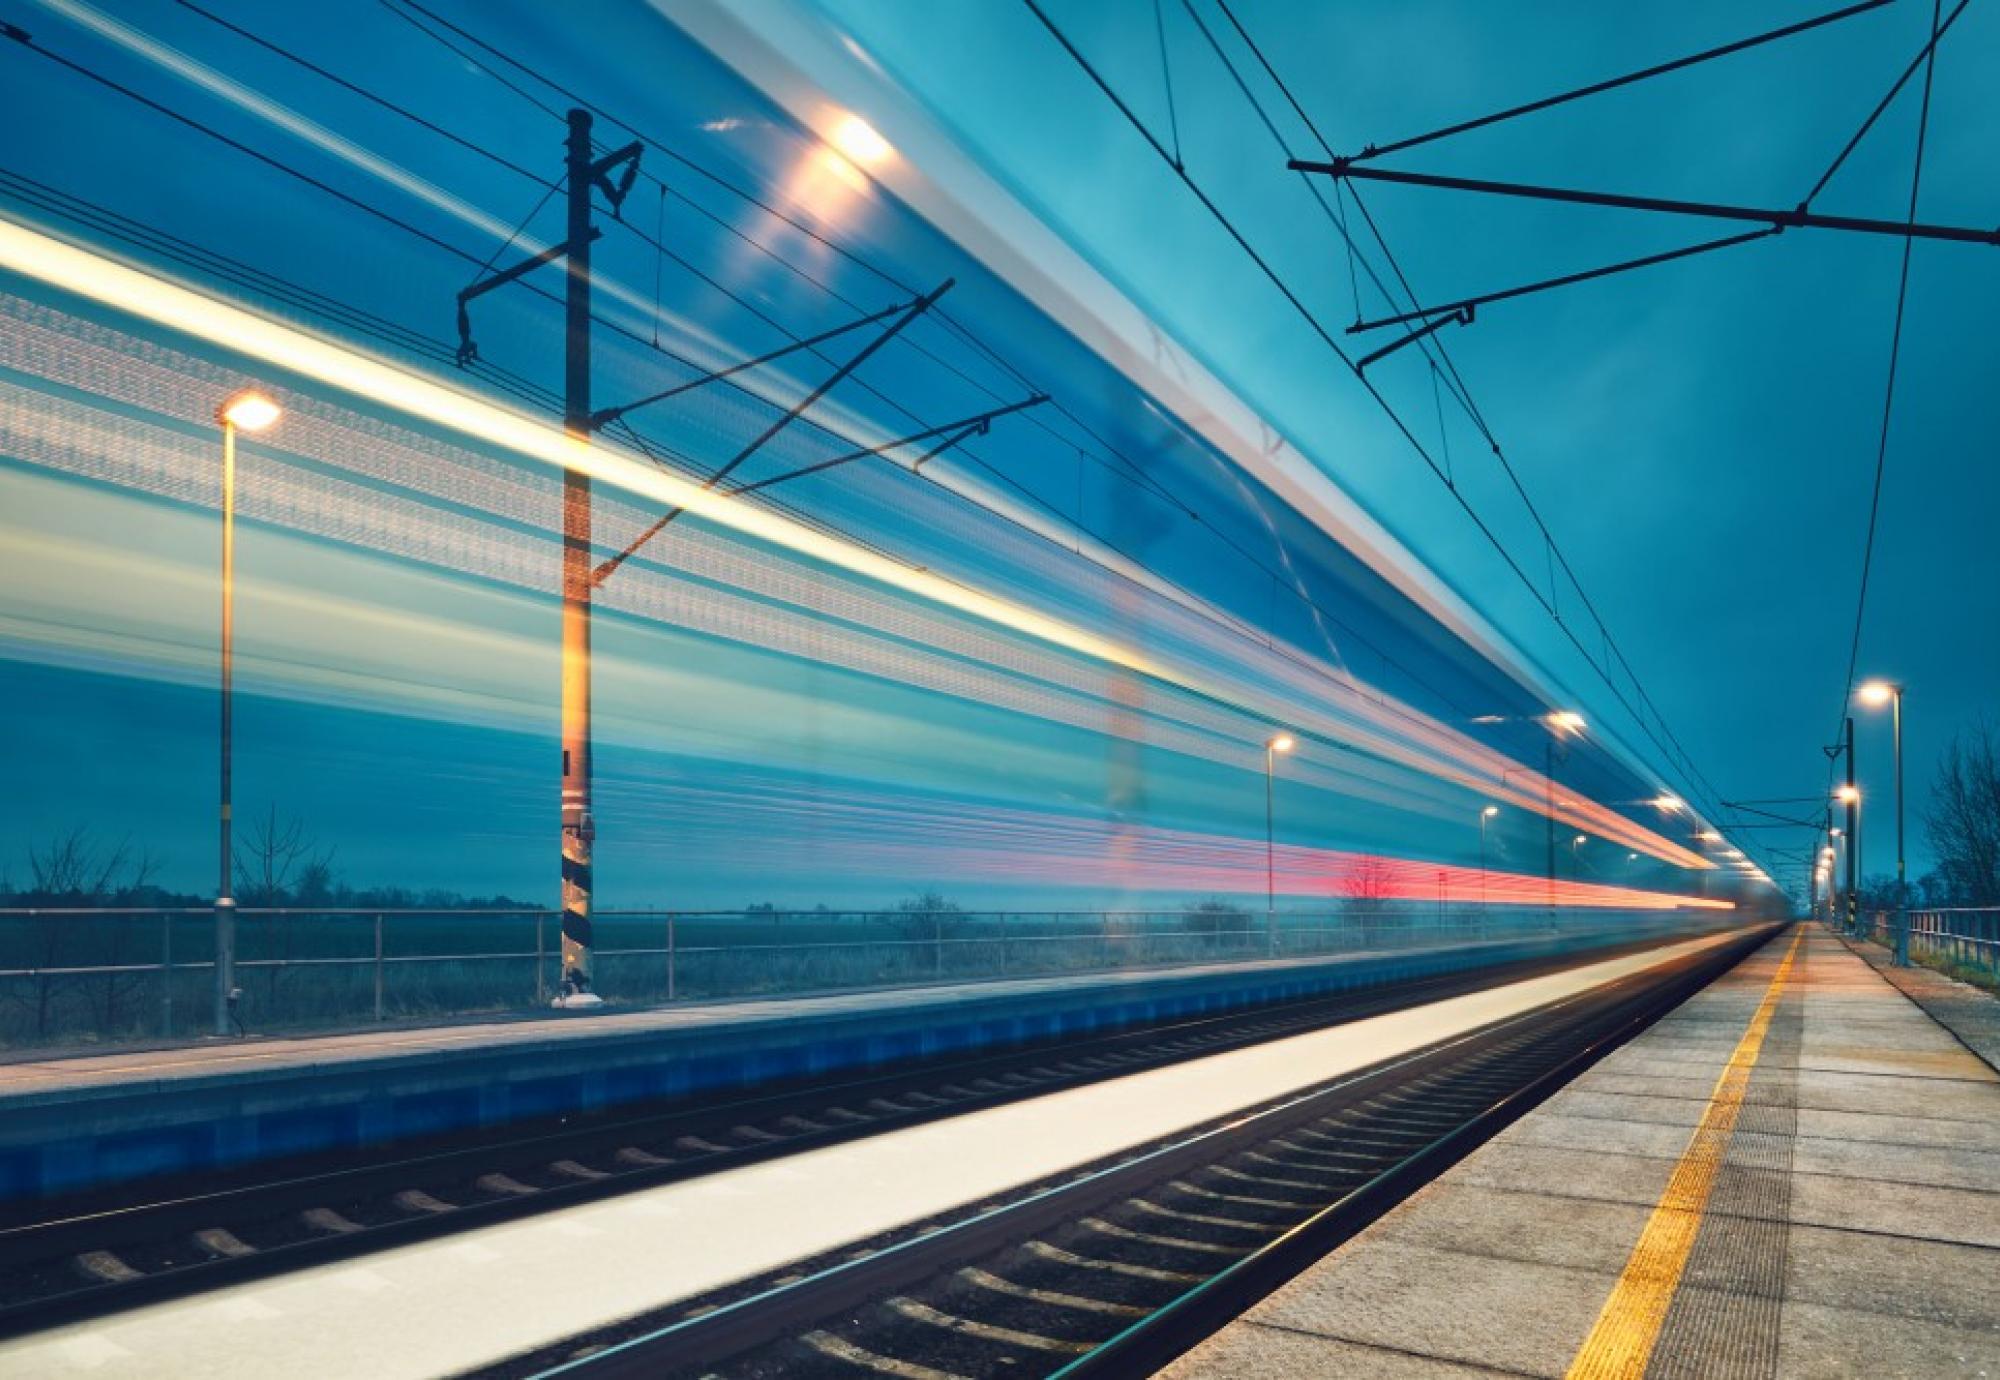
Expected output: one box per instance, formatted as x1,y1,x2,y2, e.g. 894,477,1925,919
605,776,1735,911
0,215,1164,678
0,253,1720,872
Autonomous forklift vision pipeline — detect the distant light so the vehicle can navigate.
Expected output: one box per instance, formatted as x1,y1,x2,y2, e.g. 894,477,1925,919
1835,785,1861,804
1267,733,1295,754
1696,829,1722,843
830,114,890,166
1653,794,1684,812
220,389,280,432
1470,714,1507,725
1573,834,1587,846
1857,680,1896,707
1547,711,1586,734
1482,805,1500,818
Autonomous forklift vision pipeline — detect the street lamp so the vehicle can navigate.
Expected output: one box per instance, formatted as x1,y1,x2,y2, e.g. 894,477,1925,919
1264,733,1294,957
1478,805,1499,922
1834,784,1863,936
1859,680,1908,963
215,389,280,1037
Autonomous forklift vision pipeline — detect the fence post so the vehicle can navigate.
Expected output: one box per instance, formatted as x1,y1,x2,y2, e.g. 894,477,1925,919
933,912,944,981
373,914,385,1022
535,913,546,1006
999,913,1009,977
160,911,174,1040
667,913,677,1002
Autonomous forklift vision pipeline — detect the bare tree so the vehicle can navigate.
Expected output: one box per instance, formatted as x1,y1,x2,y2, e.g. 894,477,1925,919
235,805,336,1007
1182,897,1251,935
892,889,963,942
7,829,159,1038
1925,721,2000,907
235,805,334,904
1339,856,1397,947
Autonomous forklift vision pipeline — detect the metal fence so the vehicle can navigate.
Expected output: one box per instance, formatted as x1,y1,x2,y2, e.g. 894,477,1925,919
0,904,1724,1049
1860,907,2000,980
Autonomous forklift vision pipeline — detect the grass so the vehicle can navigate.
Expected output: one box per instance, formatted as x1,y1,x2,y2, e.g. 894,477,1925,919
1856,927,2000,996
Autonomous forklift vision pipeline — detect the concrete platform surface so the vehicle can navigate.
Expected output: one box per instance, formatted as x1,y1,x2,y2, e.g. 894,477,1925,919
1159,924,2000,1379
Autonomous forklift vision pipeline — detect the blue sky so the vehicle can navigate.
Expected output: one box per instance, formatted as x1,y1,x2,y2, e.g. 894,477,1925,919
2,0,1984,909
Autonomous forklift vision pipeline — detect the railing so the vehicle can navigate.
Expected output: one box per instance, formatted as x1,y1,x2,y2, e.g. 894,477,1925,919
1860,907,2000,980
0,904,1729,1050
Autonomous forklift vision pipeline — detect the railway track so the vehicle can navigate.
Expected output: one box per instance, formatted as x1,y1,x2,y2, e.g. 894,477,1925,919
492,924,1777,1380
0,929,1754,1349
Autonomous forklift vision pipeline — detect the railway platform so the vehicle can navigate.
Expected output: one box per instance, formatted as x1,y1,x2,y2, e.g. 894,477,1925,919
0,921,1694,1200
0,927,1755,1379
1159,923,2000,1378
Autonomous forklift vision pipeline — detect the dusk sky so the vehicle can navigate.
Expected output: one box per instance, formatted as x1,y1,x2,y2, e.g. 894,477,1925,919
2,0,1989,909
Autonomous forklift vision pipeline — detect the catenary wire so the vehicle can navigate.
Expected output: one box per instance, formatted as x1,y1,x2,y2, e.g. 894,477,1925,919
1044,0,1750,851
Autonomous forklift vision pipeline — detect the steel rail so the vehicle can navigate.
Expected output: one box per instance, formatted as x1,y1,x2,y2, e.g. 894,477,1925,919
0,933,1712,1340
517,924,1778,1378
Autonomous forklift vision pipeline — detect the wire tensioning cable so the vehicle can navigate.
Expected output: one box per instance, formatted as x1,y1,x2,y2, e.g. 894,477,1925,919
1326,0,1898,168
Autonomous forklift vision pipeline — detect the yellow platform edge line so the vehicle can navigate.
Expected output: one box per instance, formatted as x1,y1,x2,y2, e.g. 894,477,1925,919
1564,925,1804,1380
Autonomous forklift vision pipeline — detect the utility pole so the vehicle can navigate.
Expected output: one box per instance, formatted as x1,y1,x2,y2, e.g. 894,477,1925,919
558,109,601,1008
456,108,640,1008
1893,687,1906,963
452,114,1040,1010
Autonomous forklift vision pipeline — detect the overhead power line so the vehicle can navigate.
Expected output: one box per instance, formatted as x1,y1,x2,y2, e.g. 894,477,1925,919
1349,228,1778,335
360,0,1516,721
1202,0,1737,829
1027,0,1753,853
1321,0,1971,338
1330,0,1898,167
1221,0,1975,876
1292,161,2000,248
1831,0,1943,744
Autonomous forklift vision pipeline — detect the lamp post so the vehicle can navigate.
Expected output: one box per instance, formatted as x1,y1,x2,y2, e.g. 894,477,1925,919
1480,800,1496,940
1544,713,1582,926
1841,716,1859,934
1836,783,1862,938
1859,680,1907,964
215,389,281,1037
1264,733,1294,957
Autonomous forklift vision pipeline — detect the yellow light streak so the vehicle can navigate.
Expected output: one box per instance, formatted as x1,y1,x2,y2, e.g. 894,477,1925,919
0,216,1158,681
